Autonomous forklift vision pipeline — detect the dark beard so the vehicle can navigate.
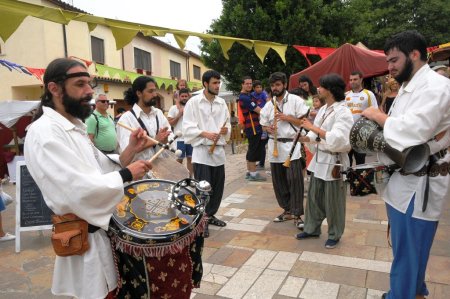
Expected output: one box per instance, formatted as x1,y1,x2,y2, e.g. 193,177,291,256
144,97,158,107
394,58,413,85
207,86,218,96
272,88,286,97
62,91,92,121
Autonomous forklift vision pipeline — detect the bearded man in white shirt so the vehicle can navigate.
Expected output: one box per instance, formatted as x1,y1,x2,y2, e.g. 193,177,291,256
182,70,231,238
362,30,450,299
295,74,353,249
24,58,152,299
260,72,309,229
116,76,171,161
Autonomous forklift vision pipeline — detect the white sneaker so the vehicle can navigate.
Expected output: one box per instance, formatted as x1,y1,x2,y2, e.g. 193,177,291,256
0,232,15,242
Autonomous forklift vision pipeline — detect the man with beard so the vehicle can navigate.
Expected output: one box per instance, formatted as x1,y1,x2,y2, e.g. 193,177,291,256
116,76,171,161
182,70,231,237
345,70,378,166
362,30,450,299
24,58,152,299
260,72,309,229
167,88,193,176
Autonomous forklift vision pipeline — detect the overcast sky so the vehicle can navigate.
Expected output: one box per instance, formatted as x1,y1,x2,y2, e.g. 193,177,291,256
68,0,223,54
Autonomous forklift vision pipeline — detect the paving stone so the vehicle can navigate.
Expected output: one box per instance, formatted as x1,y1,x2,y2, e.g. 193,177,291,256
433,283,450,299
290,260,328,281
366,288,385,299
337,284,367,299
426,255,450,285
239,218,270,226
222,247,254,268
206,247,235,265
244,249,277,268
322,265,367,288
195,281,223,296
224,208,245,217
243,269,288,299
268,251,299,271
278,275,305,297
225,222,266,233
365,230,390,248
374,247,393,263
299,279,340,299
216,265,264,299
365,271,389,291
300,251,391,273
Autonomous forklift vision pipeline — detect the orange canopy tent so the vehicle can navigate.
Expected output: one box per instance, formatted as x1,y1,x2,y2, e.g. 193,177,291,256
289,43,389,89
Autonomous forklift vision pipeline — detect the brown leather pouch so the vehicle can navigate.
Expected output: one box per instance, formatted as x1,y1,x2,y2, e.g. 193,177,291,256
51,213,89,257
332,160,342,179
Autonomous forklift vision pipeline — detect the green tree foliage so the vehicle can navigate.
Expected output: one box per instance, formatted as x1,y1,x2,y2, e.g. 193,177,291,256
200,0,449,92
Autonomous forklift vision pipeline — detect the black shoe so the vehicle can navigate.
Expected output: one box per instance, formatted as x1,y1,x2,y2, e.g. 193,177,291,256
208,215,227,227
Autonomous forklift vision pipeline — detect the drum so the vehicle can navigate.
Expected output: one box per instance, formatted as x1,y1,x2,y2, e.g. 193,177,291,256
109,179,209,299
345,163,391,196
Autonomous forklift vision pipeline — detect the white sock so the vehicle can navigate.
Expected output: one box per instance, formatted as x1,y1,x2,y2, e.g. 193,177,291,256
250,172,257,176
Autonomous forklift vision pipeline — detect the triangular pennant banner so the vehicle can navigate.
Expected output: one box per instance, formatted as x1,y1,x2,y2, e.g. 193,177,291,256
218,39,235,60
108,25,139,50
173,33,189,50
0,11,27,42
253,43,272,63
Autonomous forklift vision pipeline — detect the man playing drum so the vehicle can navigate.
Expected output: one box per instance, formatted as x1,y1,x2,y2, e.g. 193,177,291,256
362,30,450,299
24,58,152,299
182,70,231,237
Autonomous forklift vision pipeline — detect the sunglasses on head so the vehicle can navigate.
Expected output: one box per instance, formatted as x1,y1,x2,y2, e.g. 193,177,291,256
97,100,109,104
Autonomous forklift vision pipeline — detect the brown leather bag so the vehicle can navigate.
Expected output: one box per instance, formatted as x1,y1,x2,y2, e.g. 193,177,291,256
332,160,342,179
51,213,89,257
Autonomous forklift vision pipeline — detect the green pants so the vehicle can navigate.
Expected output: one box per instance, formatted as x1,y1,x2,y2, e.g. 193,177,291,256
304,173,346,241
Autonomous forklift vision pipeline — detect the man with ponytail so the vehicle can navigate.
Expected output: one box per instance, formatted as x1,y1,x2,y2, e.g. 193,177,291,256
24,58,152,299
116,76,172,161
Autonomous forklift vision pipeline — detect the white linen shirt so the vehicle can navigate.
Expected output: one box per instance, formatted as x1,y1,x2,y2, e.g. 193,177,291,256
167,104,184,141
260,92,309,163
182,92,231,166
116,104,171,161
306,101,354,181
380,64,450,221
24,107,124,299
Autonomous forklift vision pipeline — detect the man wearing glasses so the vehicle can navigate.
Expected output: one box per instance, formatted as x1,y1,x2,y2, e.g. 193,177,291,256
85,94,118,154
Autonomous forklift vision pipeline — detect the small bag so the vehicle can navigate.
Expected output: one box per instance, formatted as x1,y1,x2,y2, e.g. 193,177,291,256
332,161,342,179
51,213,89,257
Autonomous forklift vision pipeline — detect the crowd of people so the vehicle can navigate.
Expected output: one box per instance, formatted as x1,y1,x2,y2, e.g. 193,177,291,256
3,29,446,299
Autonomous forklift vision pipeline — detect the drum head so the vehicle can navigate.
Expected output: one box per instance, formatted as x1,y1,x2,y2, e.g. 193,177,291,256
112,179,201,242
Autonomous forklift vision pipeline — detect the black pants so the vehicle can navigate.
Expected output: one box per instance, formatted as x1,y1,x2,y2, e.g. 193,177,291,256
270,159,304,216
348,149,366,166
193,163,225,216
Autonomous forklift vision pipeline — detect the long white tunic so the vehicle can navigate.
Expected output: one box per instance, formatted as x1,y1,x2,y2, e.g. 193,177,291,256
182,93,231,166
25,107,124,299
306,101,354,181
380,64,450,221
116,104,171,161
260,92,309,163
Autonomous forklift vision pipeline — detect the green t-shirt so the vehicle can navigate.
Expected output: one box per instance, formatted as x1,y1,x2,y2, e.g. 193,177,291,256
85,110,117,152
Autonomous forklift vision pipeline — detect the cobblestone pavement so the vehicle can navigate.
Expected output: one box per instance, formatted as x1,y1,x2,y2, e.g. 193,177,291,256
1,145,449,298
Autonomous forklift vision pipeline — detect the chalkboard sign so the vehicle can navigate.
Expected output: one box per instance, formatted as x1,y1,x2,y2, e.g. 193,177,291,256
15,161,53,253
18,164,53,227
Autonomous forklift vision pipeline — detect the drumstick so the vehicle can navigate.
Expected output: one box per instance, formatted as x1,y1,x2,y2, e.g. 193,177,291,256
117,122,181,152
208,120,228,154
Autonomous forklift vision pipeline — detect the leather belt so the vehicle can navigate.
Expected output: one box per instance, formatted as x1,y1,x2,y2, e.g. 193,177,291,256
268,137,293,143
88,224,101,233
400,149,448,177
